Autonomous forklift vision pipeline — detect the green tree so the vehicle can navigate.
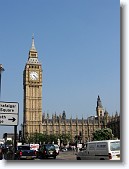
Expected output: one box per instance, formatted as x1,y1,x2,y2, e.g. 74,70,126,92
58,133,72,145
26,133,72,145
92,128,114,141
6,140,13,146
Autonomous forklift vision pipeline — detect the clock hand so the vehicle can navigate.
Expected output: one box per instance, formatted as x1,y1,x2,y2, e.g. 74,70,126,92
33,75,37,79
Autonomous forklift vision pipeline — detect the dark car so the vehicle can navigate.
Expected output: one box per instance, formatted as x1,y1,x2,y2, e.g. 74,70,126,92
0,147,3,160
16,145,37,160
38,144,57,159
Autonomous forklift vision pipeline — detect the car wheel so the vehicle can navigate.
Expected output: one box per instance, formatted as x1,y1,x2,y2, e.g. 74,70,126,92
53,156,56,159
41,155,44,159
77,157,81,160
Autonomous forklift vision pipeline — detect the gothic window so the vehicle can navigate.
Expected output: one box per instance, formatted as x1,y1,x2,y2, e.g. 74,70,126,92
66,126,69,131
100,111,103,116
56,126,59,131
62,126,65,131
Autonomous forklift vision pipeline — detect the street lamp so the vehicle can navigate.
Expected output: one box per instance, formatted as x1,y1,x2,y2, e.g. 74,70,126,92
0,64,5,98
25,132,29,143
35,129,37,144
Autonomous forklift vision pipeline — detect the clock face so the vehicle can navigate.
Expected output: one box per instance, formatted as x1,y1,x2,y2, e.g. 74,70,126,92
30,71,39,80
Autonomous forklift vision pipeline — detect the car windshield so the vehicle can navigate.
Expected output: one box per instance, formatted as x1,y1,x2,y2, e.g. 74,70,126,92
54,145,59,149
18,146,30,150
45,145,55,150
110,141,120,151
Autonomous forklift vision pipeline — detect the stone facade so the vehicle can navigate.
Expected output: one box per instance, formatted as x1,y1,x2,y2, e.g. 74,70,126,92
23,37,43,139
41,101,120,143
23,38,120,142
107,113,120,139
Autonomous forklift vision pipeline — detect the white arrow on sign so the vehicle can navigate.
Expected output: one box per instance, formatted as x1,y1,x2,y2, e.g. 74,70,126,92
0,113,18,126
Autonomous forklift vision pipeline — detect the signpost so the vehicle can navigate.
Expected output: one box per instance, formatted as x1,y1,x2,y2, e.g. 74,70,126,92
0,101,19,159
0,114,18,125
0,101,19,126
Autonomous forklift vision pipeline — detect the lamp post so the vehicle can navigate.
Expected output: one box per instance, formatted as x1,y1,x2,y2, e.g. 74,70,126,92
35,129,37,144
0,64,5,98
25,132,29,143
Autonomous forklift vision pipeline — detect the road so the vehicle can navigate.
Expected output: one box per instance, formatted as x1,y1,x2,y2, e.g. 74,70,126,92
56,151,76,160
1,150,77,160
35,151,77,161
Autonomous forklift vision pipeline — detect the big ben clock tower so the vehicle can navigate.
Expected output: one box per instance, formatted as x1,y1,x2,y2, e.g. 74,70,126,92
23,36,43,140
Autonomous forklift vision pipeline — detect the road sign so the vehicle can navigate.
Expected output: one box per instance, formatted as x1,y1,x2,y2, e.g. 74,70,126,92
0,101,19,126
0,102,18,114
0,113,18,125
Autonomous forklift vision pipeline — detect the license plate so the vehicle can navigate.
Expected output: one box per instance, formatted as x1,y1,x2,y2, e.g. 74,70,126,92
49,151,53,154
116,154,120,158
26,156,32,159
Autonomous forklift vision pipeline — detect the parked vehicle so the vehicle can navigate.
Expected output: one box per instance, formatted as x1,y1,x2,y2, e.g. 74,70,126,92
16,145,37,160
53,144,59,155
30,144,39,152
76,140,120,160
37,144,57,159
61,147,67,152
0,147,3,160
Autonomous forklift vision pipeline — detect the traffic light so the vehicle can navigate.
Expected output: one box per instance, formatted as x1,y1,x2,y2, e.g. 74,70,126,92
19,130,22,136
3,133,7,139
19,130,22,142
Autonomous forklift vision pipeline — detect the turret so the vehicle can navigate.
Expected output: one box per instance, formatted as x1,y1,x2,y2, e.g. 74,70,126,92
96,95,104,117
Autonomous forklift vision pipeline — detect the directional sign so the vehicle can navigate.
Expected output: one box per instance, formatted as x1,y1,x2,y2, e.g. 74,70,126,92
0,113,18,125
0,102,18,114
0,101,19,126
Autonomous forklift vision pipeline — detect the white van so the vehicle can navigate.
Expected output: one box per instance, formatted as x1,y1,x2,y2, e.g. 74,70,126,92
76,140,120,160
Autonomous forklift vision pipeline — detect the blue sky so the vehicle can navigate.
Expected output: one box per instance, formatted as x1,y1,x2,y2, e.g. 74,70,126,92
0,0,120,136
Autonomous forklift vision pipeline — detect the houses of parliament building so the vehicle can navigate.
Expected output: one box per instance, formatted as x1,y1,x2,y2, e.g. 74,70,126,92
22,37,120,143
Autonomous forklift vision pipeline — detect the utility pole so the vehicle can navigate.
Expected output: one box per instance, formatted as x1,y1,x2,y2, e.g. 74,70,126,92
0,64,5,98
14,125,17,159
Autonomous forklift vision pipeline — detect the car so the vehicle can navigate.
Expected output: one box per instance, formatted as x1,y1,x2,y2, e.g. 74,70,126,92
76,140,120,160
61,147,67,152
37,144,57,159
54,144,59,155
0,147,3,160
16,145,37,160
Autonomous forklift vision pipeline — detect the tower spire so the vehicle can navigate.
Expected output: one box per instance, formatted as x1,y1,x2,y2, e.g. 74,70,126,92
96,95,104,117
30,34,36,51
28,35,39,64
97,95,103,108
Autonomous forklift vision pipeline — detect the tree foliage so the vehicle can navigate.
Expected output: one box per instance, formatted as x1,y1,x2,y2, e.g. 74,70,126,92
27,133,72,145
6,140,13,145
92,128,114,141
